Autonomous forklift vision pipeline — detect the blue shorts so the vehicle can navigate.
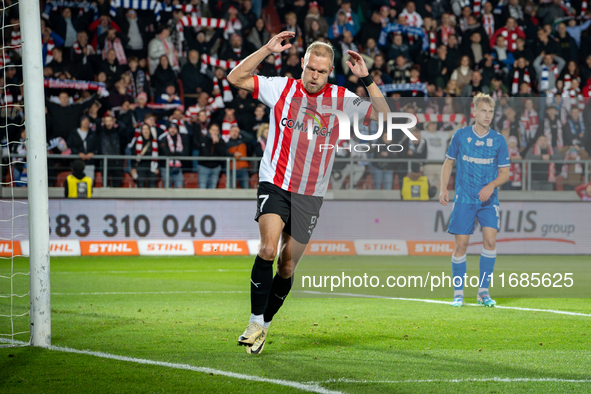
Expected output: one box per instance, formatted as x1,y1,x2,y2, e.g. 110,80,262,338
447,201,500,235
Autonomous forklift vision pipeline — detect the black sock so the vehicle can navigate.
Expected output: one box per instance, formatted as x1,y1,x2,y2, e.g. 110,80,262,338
251,255,274,315
263,275,293,323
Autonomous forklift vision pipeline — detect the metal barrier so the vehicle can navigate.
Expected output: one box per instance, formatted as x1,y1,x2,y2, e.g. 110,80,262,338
11,154,587,191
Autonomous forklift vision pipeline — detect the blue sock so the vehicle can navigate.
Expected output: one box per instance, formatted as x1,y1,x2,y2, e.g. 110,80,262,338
451,254,467,297
478,248,496,294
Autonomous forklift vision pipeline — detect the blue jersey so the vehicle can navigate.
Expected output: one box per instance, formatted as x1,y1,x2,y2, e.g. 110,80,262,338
445,126,510,205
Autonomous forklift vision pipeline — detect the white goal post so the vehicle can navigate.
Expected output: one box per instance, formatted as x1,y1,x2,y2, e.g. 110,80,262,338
19,0,51,347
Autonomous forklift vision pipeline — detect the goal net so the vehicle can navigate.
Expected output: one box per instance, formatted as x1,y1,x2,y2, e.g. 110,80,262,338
0,0,51,348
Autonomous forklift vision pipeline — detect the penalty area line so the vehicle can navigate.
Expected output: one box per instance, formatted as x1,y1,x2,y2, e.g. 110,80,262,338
52,290,248,296
0,338,344,394
304,377,591,384
298,291,591,317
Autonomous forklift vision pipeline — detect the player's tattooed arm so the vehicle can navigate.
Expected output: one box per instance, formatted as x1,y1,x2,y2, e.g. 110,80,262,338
478,167,509,202
227,31,295,93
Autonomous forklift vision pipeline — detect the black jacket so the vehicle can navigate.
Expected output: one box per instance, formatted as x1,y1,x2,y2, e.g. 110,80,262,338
67,129,101,156
45,94,97,139
195,132,227,168
180,61,213,94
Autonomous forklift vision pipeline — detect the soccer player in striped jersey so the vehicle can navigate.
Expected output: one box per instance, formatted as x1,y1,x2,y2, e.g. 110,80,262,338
228,31,388,354
439,93,510,308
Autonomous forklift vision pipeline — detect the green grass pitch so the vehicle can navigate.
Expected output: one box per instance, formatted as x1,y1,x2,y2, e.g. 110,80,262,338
1,255,590,393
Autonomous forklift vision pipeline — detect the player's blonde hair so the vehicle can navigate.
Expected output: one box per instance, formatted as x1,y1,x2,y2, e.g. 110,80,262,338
472,92,495,109
304,41,335,69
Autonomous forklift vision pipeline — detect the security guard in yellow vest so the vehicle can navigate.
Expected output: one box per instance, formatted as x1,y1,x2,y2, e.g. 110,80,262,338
65,160,92,198
401,162,431,200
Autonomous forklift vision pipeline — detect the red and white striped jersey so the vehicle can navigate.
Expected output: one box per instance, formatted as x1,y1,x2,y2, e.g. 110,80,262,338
253,76,372,197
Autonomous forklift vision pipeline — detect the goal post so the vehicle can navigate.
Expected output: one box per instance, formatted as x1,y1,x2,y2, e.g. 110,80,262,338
19,0,51,347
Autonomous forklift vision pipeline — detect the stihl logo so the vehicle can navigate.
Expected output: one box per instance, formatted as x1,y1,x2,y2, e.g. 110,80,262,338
363,243,400,251
202,243,242,252
0,244,13,253
89,243,134,253
414,243,454,253
147,243,188,252
310,243,350,252
51,244,74,252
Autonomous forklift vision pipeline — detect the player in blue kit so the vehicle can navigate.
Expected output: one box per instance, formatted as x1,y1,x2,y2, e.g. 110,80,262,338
439,93,510,307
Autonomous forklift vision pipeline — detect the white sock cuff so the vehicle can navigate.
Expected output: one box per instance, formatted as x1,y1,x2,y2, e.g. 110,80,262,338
451,254,467,264
481,248,497,258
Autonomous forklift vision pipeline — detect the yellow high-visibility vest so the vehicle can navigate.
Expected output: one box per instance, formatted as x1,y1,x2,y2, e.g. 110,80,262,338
66,174,92,198
401,176,429,200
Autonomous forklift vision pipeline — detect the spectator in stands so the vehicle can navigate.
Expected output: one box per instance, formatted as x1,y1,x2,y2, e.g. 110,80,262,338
401,162,436,200
133,93,150,124
427,45,451,88
41,19,64,67
525,134,561,190
152,55,178,97
196,123,227,189
542,105,564,150
513,37,534,65
390,55,411,84
67,115,100,181
159,123,187,188
534,28,561,58
575,182,591,201
533,52,566,95
125,57,149,100
387,34,411,63
148,25,178,75
131,124,159,188
98,114,124,187
304,2,328,39
254,123,268,158
563,107,586,150
100,48,125,88
98,27,128,67
566,18,591,50
554,23,577,63
489,17,525,52
450,55,474,92
221,34,251,61
180,50,212,107
46,91,97,140
537,0,567,26
46,47,72,79
328,10,355,39
420,121,450,192
156,85,182,108
504,136,522,190
369,132,399,190
462,70,490,98
70,31,95,81
65,159,92,198
561,146,589,190
226,125,250,189
116,9,149,59
51,7,89,49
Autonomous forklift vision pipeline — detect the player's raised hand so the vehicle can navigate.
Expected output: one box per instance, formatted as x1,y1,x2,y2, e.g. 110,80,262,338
478,183,495,202
346,50,369,78
265,31,295,54
439,189,449,206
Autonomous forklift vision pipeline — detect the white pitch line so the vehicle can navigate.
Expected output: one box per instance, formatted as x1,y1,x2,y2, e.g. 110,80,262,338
53,269,250,275
305,377,591,384
0,339,343,394
299,291,591,317
52,290,247,296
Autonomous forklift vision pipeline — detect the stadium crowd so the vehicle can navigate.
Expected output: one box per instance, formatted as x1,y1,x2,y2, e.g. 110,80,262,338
2,0,591,194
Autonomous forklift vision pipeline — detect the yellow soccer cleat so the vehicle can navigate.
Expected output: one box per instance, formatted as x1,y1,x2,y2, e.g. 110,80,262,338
246,327,268,355
238,322,263,347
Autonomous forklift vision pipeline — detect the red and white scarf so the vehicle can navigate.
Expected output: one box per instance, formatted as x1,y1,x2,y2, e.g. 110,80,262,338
564,87,585,110
73,41,95,56
179,16,227,29
45,36,55,64
563,73,572,90
482,14,495,37
102,37,127,65
185,94,223,121
583,0,588,15
428,29,436,55
135,134,159,173
511,68,530,95
224,17,243,39
165,132,183,167
0,51,10,68
221,118,237,141
213,76,233,102
532,142,557,182
332,20,342,38
0,89,22,105
474,0,482,17
159,34,179,69
274,53,282,72
438,26,454,45
11,30,21,55
201,54,240,69
520,107,539,145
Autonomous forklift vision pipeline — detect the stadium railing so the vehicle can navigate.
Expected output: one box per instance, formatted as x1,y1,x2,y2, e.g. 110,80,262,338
4,154,591,192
